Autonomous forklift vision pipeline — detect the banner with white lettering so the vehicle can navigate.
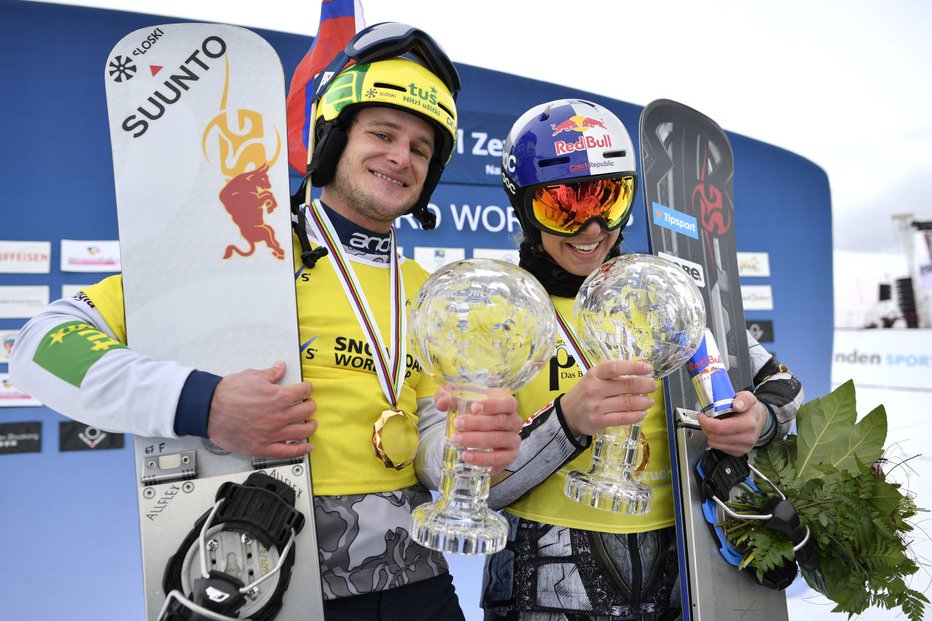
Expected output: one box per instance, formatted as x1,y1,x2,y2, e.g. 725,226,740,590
393,182,651,259
0,421,42,455
441,111,516,186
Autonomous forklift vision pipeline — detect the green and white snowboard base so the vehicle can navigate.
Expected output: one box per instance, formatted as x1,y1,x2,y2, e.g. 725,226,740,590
105,23,321,620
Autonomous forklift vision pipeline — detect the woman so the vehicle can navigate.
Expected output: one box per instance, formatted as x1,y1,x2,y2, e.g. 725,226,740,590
482,99,804,620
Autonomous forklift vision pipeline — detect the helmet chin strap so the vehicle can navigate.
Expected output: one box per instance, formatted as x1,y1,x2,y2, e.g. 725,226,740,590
412,204,436,230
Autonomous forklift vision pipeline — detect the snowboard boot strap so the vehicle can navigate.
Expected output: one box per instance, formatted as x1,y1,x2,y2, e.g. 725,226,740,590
697,449,750,501
160,472,306,620
695,448,814,591
762,497,820,573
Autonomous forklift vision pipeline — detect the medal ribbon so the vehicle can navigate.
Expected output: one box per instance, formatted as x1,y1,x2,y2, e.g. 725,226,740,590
553,307,591,375
304,202,406,407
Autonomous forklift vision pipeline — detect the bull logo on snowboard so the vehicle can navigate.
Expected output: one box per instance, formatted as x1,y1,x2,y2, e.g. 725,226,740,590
202,62,285,261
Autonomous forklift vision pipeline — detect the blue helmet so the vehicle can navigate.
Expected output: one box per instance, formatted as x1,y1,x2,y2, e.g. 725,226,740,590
502,99,637,244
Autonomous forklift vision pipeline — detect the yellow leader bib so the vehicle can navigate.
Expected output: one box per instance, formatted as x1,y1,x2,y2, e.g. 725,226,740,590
506,296,675,534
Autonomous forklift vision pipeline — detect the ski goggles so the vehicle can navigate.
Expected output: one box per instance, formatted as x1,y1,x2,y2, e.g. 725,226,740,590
529,174,636,236
313,22,461,100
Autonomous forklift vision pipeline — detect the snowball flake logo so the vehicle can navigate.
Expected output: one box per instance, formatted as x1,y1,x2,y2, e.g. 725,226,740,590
107,54,137,82
550,115,613,155
202,61,285,261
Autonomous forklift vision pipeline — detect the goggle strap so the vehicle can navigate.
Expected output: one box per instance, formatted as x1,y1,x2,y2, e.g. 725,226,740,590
312,27,460,100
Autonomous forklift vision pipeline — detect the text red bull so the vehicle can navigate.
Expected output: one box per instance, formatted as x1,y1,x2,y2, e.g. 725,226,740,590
554,133,613,155
687,329,736,417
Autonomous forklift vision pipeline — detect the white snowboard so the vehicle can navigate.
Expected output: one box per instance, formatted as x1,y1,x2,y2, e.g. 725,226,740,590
105,23,321,620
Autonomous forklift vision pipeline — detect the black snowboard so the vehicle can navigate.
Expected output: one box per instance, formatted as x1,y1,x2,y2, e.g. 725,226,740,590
640,99,787,621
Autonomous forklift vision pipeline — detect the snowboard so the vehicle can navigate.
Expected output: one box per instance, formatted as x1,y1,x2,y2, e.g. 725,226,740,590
105,24,322,620
639,99,788,620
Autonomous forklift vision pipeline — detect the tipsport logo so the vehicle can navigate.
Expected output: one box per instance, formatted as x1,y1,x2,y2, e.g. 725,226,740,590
201,57,285,262
549,115,613,155
652,202,698,239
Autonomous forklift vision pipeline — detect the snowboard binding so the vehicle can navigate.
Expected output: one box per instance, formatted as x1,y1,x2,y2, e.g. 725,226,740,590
159,472,305,620
695,449,818,590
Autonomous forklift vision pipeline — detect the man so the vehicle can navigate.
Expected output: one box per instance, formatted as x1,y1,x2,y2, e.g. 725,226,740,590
10,23,520,621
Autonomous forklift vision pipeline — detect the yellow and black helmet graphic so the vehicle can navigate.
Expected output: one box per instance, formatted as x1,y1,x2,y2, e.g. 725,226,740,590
315,58,458,164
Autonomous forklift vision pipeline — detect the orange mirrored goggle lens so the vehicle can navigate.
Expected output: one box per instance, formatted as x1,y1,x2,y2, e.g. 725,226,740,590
530,175,636,236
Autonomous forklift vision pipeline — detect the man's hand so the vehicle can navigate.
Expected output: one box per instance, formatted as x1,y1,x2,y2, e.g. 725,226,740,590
207,361,317,458
558,360,657,437
435,387,521,475
697,390,767,456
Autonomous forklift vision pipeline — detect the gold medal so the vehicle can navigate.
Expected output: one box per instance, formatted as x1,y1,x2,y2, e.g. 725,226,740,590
372,409,418,470
635,430,650,476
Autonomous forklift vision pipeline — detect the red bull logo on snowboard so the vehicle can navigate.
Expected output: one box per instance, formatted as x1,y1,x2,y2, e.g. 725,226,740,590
550,115,613,155
202,62,284,261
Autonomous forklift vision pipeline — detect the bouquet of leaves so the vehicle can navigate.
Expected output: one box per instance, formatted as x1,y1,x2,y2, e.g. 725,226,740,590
724,380,928,620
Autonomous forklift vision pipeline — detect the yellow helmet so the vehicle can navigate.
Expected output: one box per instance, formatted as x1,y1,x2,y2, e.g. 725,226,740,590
307,23,461,229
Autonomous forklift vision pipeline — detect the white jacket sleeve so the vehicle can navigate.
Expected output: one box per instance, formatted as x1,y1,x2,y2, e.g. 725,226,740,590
8,292,195,438
414,395,445,490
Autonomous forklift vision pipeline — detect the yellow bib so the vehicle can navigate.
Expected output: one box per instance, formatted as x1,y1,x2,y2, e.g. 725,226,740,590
292,236,437,495
506,296,675,534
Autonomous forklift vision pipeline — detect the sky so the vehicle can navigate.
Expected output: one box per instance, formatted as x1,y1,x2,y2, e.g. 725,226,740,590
29,0,932,256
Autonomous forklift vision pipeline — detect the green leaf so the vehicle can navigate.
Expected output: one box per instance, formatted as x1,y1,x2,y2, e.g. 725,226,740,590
828,404,887,475
796,380,856,479
796,380,886,480
726,379,926,621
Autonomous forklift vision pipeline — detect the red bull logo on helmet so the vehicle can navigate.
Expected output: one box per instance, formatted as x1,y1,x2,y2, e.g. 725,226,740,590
550,115,607,135
550,115,613,155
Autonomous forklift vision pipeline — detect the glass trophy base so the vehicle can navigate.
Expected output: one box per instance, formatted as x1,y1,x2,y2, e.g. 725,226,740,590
410,502,508,555
564,471,653,515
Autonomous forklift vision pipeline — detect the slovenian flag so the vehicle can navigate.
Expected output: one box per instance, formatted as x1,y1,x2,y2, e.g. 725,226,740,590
287,0,365,174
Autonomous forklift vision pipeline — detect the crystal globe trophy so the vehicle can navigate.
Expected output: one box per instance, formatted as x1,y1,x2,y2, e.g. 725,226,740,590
411,258,555,554
564,254,706,514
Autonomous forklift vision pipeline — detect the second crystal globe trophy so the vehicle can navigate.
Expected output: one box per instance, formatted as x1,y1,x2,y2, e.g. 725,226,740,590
410,258,555,554
564,254,706,514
